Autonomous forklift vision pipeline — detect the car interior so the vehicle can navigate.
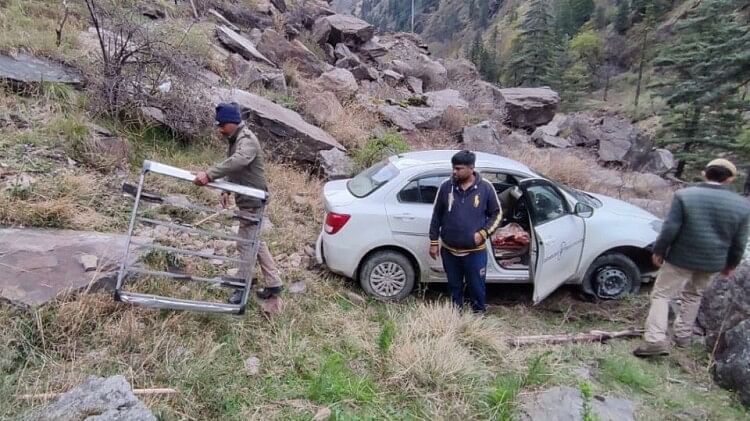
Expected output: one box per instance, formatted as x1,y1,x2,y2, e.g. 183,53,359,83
482,172,532,271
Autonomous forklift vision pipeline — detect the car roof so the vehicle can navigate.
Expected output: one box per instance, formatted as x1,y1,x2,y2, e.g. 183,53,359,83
388,150,535,175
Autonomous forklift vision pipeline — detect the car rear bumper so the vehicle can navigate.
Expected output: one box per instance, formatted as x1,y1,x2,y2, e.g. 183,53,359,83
316,231,357,279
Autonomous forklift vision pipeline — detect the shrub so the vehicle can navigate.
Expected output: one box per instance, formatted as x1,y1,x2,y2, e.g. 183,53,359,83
353,131,409,170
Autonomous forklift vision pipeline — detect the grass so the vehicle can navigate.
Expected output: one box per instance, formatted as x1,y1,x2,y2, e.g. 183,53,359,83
0,0,84,57
597,355,658,394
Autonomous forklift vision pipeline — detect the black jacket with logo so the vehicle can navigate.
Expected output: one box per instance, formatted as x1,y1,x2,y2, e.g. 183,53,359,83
429,174,503,253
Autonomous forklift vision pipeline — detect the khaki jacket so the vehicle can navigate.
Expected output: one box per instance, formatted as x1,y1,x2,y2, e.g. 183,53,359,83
207,123,267,209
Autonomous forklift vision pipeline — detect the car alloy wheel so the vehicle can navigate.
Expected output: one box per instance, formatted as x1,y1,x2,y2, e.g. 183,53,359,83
369,262,407,297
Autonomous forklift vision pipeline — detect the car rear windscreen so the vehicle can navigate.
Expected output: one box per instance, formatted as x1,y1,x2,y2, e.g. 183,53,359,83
347,160,400,198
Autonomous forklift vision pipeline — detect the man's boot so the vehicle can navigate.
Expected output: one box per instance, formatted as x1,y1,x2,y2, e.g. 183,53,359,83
633,340,670,357
673,335,692,348
256,286,283,300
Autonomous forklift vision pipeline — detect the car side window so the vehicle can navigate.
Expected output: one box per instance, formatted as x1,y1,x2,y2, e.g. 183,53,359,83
526,184,569,225
398,175,448,204
481,171,517,195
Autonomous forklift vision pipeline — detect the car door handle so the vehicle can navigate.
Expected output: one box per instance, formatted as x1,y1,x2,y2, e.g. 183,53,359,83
393,214,416,221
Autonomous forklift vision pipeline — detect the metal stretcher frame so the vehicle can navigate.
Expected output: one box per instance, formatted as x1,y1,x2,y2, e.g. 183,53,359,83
115,160,268,315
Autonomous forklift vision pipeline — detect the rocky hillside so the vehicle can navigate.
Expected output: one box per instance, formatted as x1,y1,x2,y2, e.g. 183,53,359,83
1,0,749,419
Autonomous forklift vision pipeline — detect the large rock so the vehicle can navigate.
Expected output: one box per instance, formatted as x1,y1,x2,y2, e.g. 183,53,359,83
391,54,448,91
215,25,275,67
597,116,653,166
0,53,83,85
303,91,343,126
23,375,155,421
559,113,601,147
715,319,750,406
639,149,675,175
351,64,378,81
699,261,750,405
532,115,570,148
499,87,560,130
518,386,634,421
378,89,468,131
210,87,345,163
0,229,151,306
256,29,326,77
313,14,375,47
462,121,503,154
626,172,671,197
317,68,358,100
317,148,353,180
226,54,286,93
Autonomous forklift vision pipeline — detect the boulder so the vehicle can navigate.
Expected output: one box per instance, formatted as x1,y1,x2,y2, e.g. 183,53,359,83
210,87,345,163
639,148,675,175
351,64,378,81
499,87,560,130
303,91,344,126
323,43,336,63
216,25,276,67
378,89,468,131
382,69,404,85
597,116,653,166
22,375,155,421
627,172,671,197
335,55,361,69
318,148,354,180
462,121,503,155
226,54,287,93
405,76,423,94
139,2,166,19
334,43,354,60
0,53,83,85
360,39,388,60
285,0,336,30
0,229,151,306
532,115,570,148
257,29,326,77
317,68,358,100
699,262,750,405
411,54,448,91
559,113,601,147
312,14,375,47
517,386,634,421
270,0,287,13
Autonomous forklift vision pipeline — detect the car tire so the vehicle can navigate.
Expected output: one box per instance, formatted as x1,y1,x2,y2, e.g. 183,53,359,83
584,253,641,300
359,250,416,301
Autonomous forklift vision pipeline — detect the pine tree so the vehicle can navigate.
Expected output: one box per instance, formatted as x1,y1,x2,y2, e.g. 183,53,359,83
614,0,630,33
505,0,556,86
653,0,750,177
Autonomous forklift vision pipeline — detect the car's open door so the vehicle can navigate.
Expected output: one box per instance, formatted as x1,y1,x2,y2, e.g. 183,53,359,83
520,179,587,304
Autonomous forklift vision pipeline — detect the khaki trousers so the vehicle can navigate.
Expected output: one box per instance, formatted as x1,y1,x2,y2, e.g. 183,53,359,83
643,262,715,343
237,213,282,288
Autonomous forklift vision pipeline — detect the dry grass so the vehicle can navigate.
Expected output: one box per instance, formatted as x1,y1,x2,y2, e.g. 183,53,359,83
325,101,381,150
440,106,468,134
0,0,84,58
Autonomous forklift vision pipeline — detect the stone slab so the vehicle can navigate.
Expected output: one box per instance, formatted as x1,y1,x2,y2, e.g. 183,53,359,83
0,229,151,306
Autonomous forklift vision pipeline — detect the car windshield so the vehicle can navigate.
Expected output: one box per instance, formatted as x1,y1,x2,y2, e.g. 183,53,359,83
347,160,400,198
558,184,603,208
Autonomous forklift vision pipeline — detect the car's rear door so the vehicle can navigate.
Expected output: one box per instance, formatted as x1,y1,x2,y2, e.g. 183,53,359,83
385,173,449,274
521,179,586,303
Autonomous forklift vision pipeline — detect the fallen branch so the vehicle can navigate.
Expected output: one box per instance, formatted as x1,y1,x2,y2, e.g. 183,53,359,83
504,328,644,347
16,388,179,401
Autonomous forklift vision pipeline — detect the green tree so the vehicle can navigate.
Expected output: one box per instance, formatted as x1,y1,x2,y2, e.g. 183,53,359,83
505,0,556,86
653,0,750,177
555,0,596,37
614,0,630,33
594,5,608,30
570,29,603,77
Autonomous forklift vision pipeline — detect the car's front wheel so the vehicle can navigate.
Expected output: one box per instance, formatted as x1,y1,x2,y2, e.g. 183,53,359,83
585,253,641,300
359,250,416,301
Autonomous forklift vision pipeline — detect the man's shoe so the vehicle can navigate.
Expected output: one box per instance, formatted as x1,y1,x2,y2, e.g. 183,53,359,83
228,289,243,305
633,341,670,357
673,336,692,348
256,286,283,300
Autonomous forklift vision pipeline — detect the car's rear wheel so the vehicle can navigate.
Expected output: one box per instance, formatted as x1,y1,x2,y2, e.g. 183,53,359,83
585,253,641,300
359,250,416,301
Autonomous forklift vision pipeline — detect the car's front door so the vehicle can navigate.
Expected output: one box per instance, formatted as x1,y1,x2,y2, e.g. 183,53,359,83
385,173,449,275
521,179,586,303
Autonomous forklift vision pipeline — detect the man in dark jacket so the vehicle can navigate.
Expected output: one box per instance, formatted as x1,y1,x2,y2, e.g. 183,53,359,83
634,159,750,357
194,103,283,304
429,150,503,312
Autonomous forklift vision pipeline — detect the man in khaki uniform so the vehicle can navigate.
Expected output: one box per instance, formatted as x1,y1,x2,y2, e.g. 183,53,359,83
634,159,750,357
194,103,283,303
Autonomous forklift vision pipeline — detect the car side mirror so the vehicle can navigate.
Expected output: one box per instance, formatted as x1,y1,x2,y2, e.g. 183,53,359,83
575,202,594,218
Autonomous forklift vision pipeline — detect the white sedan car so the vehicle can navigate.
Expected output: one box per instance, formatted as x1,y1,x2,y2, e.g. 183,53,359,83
316,150,662,303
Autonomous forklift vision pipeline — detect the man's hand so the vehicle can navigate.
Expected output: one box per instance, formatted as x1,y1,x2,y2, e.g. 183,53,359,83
652,254,664,268
721,266,735,277
193,171,210,186
474,232,484,246
220,191,230,209
429,244,439,260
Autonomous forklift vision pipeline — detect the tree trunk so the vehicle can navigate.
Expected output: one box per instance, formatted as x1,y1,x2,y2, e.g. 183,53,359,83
634,28,649,113
603,67,611,102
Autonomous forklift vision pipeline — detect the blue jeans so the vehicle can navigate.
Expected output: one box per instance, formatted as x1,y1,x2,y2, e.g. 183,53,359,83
441,248,488,312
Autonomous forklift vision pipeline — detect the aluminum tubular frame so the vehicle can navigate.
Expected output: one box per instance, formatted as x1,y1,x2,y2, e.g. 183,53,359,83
115,160,267,315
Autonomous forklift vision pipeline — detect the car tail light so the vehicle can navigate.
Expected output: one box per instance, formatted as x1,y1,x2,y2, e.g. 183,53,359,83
324,212,351,235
